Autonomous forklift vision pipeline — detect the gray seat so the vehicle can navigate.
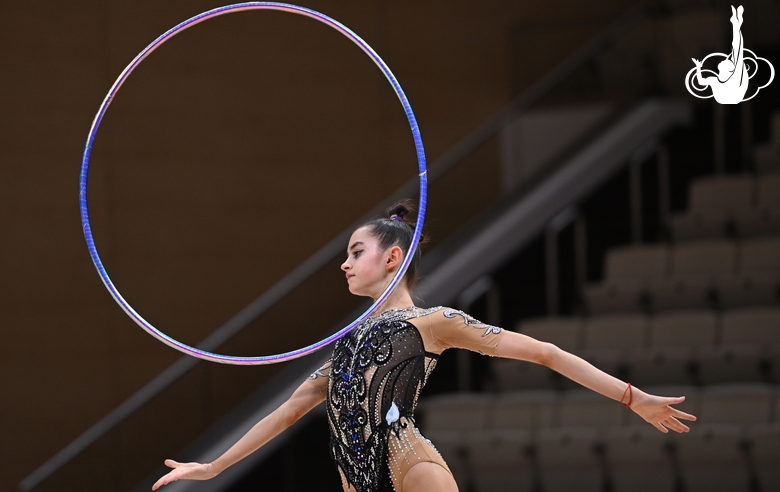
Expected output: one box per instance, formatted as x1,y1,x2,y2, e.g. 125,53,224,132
671,208,732,241
733,206,780,238
628,310,718,386
670,175,755,241
603,244,670,279
469,429,533,492
698,343,767,384
676,424,750,492
581,313,649,379
721,307,780,345
583,245,668,314
583,313,649,350
583,278,648,314
649,309,718,347
419,393,492,432
699,308,780,383
747,423,780,492
671,239,738,276
649,240,737,311
696,383,775,425
740,236,780,271
493,390,560,430
604,425,680,492
757,172,780,205
715,271,780,308
536,427,604,492
648,275,715,311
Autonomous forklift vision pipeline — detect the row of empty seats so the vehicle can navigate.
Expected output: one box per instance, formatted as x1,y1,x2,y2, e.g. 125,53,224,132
584,236,780,313
426,423,780,492
670,172,780,241
420,384,780,492
491,307,780,389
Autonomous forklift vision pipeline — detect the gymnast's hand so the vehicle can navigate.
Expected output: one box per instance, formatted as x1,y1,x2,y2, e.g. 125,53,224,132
628,389,697,434
152,459,217,490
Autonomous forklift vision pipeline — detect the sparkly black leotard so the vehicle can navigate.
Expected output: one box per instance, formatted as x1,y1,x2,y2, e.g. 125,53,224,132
308,306,504,492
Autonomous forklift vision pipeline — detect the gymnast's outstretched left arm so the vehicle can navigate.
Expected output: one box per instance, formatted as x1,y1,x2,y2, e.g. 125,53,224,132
494,331,697,433
428,310,696,434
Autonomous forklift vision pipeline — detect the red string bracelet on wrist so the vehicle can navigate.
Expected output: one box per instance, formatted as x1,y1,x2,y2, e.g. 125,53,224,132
621,383,633,408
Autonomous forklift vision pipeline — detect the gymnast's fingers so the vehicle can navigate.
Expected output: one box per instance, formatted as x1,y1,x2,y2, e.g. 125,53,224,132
665,416,689,433
652,421,669,434
669,407,697,422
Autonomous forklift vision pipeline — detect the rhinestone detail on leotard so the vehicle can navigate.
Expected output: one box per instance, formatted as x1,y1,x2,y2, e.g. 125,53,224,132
326,306,443,492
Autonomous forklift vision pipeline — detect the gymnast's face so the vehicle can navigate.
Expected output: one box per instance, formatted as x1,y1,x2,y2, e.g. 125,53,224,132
341,226,404,299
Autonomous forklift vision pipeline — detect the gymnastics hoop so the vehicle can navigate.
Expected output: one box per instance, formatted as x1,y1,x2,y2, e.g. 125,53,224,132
80,2,428,365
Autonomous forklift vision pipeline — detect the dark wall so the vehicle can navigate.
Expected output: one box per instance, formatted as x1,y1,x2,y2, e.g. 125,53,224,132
0,1,636,490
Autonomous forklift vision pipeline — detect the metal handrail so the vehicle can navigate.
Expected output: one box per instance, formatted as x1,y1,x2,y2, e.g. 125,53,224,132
20,6,650,491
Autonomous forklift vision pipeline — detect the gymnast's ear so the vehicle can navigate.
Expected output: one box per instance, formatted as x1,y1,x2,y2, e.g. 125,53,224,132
385,245,404,270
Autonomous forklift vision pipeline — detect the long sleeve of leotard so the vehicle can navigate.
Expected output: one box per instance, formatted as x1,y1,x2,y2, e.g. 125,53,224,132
305,359,332,399
423,307,505,356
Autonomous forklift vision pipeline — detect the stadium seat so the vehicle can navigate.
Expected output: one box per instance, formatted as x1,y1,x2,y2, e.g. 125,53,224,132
740,236,780,271
676,424,750,492
702,308,780,383
649,310,718,347
671,239,738,276
469,429,533,492
648,275,715,311
493,390,560,430
583,278,649,314
603,244,670,279
604,425,680,492
583,313,649,350
557,389,627,428
734,207,780,237
581,313,649,378
716,271,779,308
696,383,775,424
536,427,604,492
420,393,492,431
670,208,732,241
670,175,755,241
721,307,780,345
628,310,718,386
747,423,780,491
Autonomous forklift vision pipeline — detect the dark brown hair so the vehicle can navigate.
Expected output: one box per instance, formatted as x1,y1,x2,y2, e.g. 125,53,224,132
361,199,428,290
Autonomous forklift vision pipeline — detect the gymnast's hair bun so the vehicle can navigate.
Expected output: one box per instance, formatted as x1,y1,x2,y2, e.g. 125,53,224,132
387,198,415,224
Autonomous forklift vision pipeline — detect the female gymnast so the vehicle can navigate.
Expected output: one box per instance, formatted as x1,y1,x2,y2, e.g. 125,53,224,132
152,199,697,492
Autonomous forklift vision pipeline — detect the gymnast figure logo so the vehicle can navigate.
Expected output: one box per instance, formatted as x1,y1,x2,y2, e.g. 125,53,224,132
685,5,774,104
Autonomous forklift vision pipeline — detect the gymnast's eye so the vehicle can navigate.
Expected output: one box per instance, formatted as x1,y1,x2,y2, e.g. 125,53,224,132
353,250,363,258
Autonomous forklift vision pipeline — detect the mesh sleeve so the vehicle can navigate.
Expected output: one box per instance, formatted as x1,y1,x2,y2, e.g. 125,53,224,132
431,308,505,356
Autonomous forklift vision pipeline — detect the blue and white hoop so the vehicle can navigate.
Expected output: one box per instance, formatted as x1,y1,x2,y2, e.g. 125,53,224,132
79,2,428,365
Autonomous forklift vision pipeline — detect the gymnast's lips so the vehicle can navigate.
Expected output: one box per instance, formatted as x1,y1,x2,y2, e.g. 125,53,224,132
346,273,355,281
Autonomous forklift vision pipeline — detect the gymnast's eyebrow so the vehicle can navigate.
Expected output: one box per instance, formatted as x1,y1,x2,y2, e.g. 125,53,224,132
348,241,365,252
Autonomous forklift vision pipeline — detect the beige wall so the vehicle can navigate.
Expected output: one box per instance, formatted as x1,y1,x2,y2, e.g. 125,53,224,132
0,0,636,490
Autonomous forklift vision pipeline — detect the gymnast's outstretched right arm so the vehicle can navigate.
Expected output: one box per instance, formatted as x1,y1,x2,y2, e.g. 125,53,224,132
151,361,330,490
